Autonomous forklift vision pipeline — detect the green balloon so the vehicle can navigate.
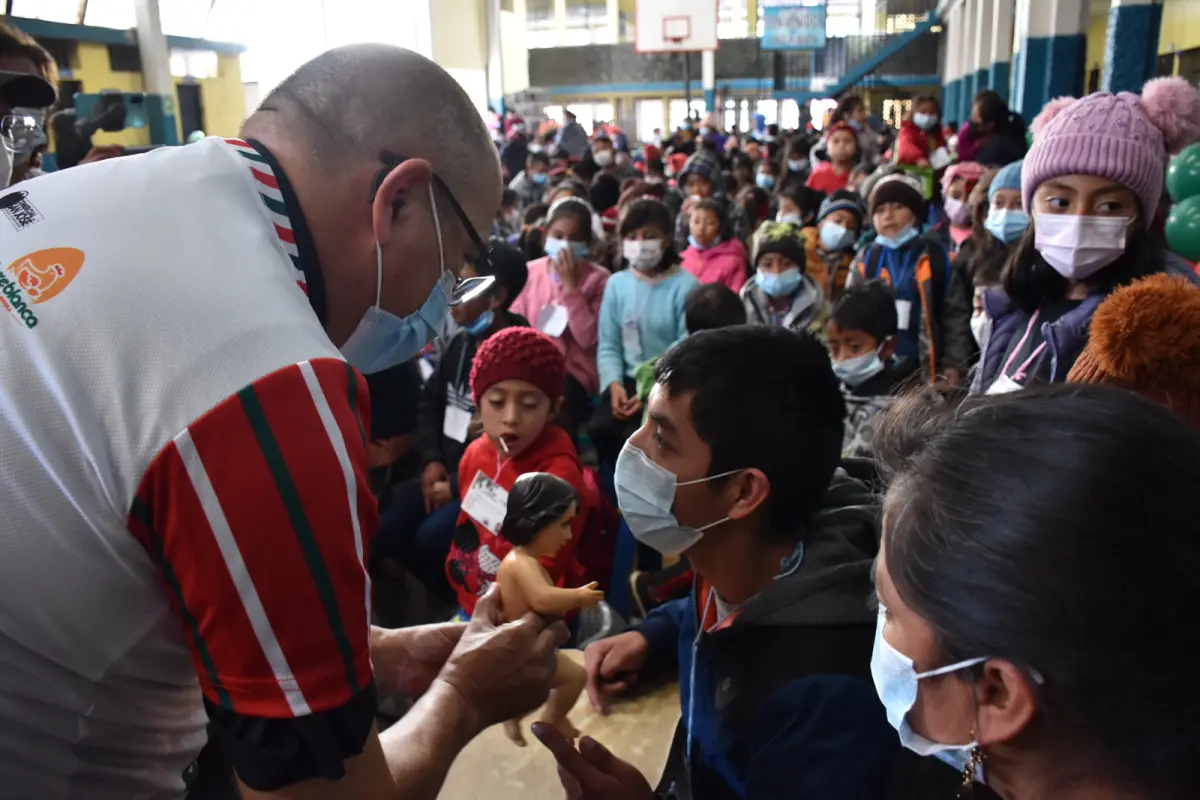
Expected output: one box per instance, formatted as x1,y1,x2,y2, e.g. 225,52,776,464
1166,194,1200,262
1167,142,1200,203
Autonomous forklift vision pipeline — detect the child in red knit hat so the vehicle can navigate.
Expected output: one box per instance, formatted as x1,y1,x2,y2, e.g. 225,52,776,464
446,326,592,616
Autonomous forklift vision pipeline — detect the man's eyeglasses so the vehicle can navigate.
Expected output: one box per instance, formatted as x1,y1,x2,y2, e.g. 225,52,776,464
370,152,495,307
1,112,39,153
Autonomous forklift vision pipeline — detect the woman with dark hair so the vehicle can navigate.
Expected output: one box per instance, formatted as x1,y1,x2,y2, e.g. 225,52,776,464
873,383,1200,799
829,94,879,166
963,90,1027,167
972,78,1200,395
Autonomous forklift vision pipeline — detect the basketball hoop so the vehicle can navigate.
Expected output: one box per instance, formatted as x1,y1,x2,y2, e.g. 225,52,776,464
635,1,717,54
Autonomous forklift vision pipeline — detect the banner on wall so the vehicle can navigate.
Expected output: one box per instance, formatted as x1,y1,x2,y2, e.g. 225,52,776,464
761,1,828,51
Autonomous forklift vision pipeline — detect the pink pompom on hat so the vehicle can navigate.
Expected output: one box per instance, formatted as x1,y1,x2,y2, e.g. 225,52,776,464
1021,77,1200,227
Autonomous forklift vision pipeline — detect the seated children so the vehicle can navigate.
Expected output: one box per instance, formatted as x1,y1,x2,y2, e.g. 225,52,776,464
755,159,780,192
741,220,830,333
510,198,610,442
509,150,551,209
589,199,698,467
853,174,972,384
376,242,530,598
495,188,522,238
982,159,1029,250
806,122,860,195
814,189,866,302
446,326,590,615
681,198,750,293
673,150,749,250
961,163,1027,352
937,161,986,254
827,281,914,458
567,326,896,799
774,182,825,228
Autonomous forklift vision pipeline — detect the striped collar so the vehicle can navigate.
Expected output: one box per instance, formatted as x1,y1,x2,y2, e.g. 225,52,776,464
223,137,327,324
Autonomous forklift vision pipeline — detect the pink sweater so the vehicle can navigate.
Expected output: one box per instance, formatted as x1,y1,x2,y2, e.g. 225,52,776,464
680,238,748,293
510,256,610,395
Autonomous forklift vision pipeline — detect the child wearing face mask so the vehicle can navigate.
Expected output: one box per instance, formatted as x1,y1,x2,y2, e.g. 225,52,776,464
509,150,551,210
589,199,698,467
681,198,749,292
510,198,611,442
959,163,1027,357
853,174,973,384
827,281,915,458
813,190,866,302
446,327,592,617
935,161,986,254
673,150,749,251
894,95,948,171
741,221,829,333
755,160,780,192
806,122,861,195
973,77,1200,395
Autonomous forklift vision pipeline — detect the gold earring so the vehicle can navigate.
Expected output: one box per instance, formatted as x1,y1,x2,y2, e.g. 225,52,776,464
959,740,985,798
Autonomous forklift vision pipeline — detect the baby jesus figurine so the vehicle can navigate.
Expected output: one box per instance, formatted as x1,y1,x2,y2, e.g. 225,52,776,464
496,472,604,746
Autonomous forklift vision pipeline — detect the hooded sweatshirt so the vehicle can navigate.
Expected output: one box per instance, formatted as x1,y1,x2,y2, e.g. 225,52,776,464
636,472,898,800
739,271,829,334
681,238,749,293
446,425,589,615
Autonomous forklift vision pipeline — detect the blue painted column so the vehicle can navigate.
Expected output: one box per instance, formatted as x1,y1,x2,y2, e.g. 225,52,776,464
1102,0,1164,94
702,50,716,116
988,0,1015,103
942,3,964,125
133,0,179,145
1011,0,1088,123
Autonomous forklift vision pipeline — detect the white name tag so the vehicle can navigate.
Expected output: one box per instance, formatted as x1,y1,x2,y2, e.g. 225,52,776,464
986,374,1024,395
895,299,913,331
621,319,642,357
930,147,952,171
461,471,509,535
443,404,472,443
537,303,569,337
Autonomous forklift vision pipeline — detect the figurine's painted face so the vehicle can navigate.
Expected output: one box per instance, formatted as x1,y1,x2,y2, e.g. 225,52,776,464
479,378,558,459
529,501,577,558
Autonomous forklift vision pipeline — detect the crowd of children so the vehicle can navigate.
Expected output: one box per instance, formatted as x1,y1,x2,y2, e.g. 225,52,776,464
365,76,1200,800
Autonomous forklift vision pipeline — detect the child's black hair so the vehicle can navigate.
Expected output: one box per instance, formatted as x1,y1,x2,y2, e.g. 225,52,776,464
528,150,551,168
589,172,621,213
685,283,746,333
619,198,679,267
831,280,898,342
500,472,579,547
690,197,729,239
523,202,549,226
477,239,529,310
646,156,664,175
780,183,826,222
500,188,518,208
547,197,596,245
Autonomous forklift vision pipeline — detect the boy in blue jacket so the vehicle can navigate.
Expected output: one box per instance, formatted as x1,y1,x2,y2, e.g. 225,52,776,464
537,326,898,800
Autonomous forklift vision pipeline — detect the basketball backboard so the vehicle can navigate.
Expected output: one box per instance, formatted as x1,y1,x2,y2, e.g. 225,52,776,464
635,0,719,53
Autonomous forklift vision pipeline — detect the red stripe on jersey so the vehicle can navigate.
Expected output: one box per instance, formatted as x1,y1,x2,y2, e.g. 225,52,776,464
251,166,280,190
274,223,296,245
297,280,309,295
314,361,378,553
246,362,374,696
189,363,371,711
136,443,289,716
223,137,251,148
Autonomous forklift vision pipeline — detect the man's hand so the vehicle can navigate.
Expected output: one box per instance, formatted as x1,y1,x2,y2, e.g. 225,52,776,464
371,624,465,698
583,632,649,715
421,461,450,512
533,724,656,800
436,586,569,731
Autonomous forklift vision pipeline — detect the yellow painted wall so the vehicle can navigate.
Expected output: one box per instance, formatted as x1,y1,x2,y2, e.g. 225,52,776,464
1085,10,1107,76
1085,0,1200,77
71,41,246,146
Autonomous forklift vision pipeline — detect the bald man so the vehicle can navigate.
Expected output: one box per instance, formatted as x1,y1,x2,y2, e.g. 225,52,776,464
0,45,565,799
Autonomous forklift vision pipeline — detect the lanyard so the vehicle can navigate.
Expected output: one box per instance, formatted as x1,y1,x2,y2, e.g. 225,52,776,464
1000,310,1047,384
685,586,716,770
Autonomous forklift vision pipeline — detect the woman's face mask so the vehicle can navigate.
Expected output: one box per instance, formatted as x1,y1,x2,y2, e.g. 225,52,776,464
1033,213,1133,281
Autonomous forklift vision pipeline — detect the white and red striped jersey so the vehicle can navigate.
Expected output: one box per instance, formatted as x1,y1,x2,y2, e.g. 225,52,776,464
0,138,375,797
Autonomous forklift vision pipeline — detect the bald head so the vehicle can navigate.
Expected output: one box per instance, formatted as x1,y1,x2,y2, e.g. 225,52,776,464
243,44,499,205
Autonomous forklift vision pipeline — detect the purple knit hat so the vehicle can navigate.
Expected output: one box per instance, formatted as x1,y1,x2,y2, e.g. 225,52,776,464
1022,77,1200,227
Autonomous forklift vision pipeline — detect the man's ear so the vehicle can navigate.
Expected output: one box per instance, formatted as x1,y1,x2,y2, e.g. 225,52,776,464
490,287,508,311
727,468,770,522
879,336,897,361
372,158,435,248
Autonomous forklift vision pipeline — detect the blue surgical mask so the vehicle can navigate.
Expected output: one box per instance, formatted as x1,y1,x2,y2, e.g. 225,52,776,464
848,118,863,131
913,112,939,131
870,609,987,779
755,267,803,298
615,442,740,556
340,184,451,374
531,172,548,185
832,349,886,387
545,237,588,261
756,173,776,190
819,220,856,251
788,158,807,173
985,208,1030,244
875,225,920,250
464,309,495,337
688,234,718,251
776,212,803,226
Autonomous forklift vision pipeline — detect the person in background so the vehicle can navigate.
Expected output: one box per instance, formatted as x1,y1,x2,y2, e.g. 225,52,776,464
848,162,875,194
739,185,772,236
590,171,622,239
376,242,531,598
895,95,948,169
516,201,550,259
806,122,860,195
366,361,424,510
0,23,57,183
827,281,914,459
644,156,667,185
495,188,522,238
774,182,825,227
731,151,755,194
755,158,780,192
781,136,812,185
830,94,879,167
961,162,1027,351
936,162,986,255
447,327,590,617
681,197,749,293
510,198,610,443
742,221,829,334
500,118,529,183
854,173,972,383
674,149,749,251
743,138,763,163
549,327,896,800
509,149,551,210
590,199,697,467
590,133,640,181
973,78,1200,395
814,189,867,302
966,89,1028,168
873,384,1200,800
557,109,590,159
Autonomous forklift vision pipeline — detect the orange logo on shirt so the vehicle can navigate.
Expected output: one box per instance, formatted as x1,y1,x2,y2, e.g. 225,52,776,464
7,247,84,304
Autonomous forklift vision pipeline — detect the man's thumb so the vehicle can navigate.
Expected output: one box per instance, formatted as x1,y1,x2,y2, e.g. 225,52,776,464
471,584,505,626
579,736,618,770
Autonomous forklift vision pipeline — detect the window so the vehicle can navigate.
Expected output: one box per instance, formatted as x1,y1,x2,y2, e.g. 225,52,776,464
668,99,708,131
543,105,564,125
169,49,220,80
107,44,142,73
566,103,595,134
719,0,749,39
885,14,919,34
723,98,737,132
779,98,800,130
636,99,664,144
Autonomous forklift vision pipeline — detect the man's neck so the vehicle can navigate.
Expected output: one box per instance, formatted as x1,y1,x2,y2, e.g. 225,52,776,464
690,529,797,605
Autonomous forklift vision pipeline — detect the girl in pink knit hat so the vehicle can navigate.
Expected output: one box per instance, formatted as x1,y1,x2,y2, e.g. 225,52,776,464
971,77,1200,396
